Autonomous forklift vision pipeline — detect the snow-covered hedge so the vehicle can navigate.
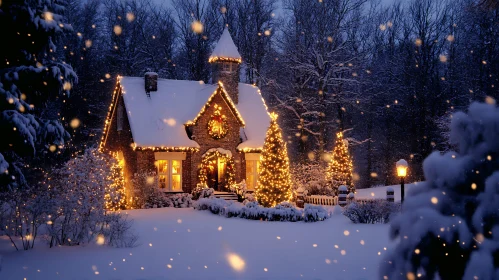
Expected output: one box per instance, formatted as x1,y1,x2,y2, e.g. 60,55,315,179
191,186,215,200
194,198,329,222
131,173,193,208
343,199,400,224
143,193,193,209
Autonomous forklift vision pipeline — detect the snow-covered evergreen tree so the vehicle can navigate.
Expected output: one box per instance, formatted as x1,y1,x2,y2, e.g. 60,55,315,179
0,0,76,189
255,113,293,207
381,102,499,279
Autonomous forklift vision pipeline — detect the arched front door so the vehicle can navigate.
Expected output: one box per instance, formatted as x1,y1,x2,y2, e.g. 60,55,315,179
206,156,227,191
199,149,235,192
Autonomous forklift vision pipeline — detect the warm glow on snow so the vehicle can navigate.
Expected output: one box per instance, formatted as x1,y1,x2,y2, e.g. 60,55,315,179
227,253,245,272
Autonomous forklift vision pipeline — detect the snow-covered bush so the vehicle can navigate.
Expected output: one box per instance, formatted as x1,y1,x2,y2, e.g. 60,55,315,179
0,149,136,250
291,163,335,196
167,193,193,208
141,192,193,209
130,172,159,208
194,198,329,222
101,213,138,248
0,187,48,250
381,102,499,279
191,186,214,200
229,180,247,201
303,204,330,222
243,192,256,204
131,172,193,209
343,200,400,224
194,197,231,214
45,149,135,247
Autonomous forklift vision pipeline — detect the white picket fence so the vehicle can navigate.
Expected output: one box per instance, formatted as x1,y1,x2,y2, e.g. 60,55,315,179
305,195,338,206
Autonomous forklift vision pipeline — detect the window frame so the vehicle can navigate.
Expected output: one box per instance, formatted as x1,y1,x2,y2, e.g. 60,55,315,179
222,62,232,72
245,153,261,191
154,153,186,192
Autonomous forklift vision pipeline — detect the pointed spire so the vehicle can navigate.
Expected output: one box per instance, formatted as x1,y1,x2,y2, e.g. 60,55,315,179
209,27,242,63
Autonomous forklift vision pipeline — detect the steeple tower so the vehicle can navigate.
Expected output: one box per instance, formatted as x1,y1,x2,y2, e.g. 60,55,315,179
209,28,241,104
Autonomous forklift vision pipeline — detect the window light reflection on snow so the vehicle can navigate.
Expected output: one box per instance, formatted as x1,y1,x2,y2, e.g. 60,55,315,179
227,253,245,272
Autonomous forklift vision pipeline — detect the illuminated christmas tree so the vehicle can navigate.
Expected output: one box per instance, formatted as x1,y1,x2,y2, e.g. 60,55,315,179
105,155,126,211
326,131,354,193
255,113,292,207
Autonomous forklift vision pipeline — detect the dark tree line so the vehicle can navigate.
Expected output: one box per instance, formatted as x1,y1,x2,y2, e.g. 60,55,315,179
2,0,498,189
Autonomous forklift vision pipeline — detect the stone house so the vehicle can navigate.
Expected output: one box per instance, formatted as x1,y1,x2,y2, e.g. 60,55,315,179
100,28,270,196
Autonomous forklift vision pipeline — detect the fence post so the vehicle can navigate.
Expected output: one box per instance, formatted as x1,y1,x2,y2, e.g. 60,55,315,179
296,187,305,208
386,187,395,202
347,192,355,203
339,185,348,207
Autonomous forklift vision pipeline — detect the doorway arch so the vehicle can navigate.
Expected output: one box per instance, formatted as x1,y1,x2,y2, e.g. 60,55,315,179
198,148,235,192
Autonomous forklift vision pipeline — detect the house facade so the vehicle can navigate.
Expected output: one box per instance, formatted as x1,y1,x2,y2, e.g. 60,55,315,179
100,28,270,196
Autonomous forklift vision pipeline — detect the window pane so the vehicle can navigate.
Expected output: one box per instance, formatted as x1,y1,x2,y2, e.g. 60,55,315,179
247,174,254,191
172,174,181,191
157,160,168,174
218,158,226,182
159,175,168,189
172,160,181,174
246,161,255,190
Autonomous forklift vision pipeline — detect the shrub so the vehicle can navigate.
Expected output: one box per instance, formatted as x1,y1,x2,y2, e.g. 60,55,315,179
191,186,214,200
243,192,256,204
343,199,400,224
131,173,193,209
98,212,138,248
304,204,330,222
229,180,247,201
291,163,335,196
168,193,193,208
130,172,159,208
194,198,329,222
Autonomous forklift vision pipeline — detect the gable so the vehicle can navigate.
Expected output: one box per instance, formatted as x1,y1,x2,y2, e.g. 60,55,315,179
100,81,123,152
187,83,245,127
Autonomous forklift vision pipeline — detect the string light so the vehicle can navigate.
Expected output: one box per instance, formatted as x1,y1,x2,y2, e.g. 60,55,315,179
132,145,199,152
326,131,354,193
99,76,122,152
187,82,245,127
198,150,235,187
254,113,292,207
208,56,242,63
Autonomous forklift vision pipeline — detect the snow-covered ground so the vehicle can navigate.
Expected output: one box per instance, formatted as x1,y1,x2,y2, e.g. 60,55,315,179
0,208,393,280
356,182,421,201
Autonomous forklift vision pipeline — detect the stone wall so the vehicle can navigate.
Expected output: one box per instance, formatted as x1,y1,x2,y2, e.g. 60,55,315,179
212,63,240,104
104,92,137,199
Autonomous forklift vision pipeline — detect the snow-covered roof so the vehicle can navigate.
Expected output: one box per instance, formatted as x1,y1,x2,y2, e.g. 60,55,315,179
209,28,241,62
118,77,270,150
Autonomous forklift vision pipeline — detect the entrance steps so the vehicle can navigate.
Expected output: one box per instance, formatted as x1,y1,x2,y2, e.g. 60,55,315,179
213,192,238,202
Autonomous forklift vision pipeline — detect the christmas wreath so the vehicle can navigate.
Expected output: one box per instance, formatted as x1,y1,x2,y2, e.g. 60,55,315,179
208,104,229,139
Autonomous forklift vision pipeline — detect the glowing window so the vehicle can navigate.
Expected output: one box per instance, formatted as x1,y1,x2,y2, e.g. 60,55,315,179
156,159,182,192
245,160,260,191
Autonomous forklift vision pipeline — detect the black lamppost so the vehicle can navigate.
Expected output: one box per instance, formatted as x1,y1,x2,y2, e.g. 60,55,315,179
396,159,408,203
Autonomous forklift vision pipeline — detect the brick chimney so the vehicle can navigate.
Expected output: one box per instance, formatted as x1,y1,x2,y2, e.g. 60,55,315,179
145,72,158,93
